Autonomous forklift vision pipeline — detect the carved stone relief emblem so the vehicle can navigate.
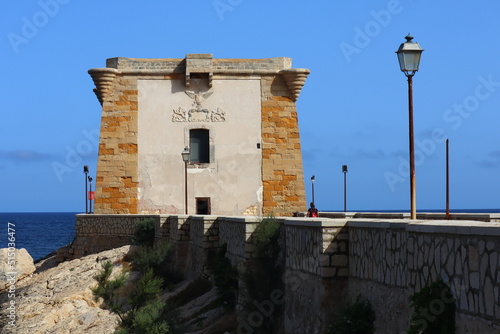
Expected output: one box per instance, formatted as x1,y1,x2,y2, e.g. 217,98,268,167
171,90,226,122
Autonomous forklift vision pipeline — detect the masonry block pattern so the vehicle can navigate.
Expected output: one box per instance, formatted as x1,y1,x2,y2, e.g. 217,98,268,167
94,77,139,214
71,214,157,258
285,221,349,279
261,75,306,216
350,224,409,286
349,220,500,333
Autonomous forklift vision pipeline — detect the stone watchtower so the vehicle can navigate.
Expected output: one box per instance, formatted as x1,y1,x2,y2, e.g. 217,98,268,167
88,54,309,216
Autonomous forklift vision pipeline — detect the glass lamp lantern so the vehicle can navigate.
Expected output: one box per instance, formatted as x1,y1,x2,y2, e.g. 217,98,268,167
396,34,424,77
181,147,190,163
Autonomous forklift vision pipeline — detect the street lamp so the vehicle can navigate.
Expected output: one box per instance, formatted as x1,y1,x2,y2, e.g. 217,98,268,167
310,175,315,205
396,33,423,220
181,147,190,214
83,165,89,214
342,165,348,212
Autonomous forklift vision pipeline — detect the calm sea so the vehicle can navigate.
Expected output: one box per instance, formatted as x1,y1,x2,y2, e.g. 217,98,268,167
1,210,499,262
0,212,78,261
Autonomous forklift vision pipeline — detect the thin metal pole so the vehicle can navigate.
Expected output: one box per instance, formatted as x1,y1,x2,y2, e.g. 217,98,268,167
446,139,450,220
343,172,347,212
408,75,417,219
85,172,88,214
184,161,188,214
312,181,315,205
89,179,93,214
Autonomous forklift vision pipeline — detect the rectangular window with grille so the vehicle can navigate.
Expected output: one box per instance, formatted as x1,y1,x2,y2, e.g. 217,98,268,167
189,129,209,163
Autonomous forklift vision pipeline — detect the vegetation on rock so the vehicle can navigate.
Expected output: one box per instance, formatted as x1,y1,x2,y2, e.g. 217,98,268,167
91,219,175,333
90,260,129,321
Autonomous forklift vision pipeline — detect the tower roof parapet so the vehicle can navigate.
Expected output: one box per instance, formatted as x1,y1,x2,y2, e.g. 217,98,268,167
88,54,310,104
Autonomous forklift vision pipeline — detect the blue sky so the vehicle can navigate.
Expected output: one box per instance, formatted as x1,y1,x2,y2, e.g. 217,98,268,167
1,0,499,212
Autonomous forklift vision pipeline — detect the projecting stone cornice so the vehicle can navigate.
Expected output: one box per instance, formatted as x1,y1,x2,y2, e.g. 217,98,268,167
88,68,119,105
280,68,310,102
88,56,311,104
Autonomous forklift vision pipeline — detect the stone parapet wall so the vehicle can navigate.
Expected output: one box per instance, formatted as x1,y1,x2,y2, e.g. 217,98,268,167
71,214,157,257
187,216,220,279
154,216,170,241
349,219,500,333
283,219,349,333
349,220,408,287
407,222,500,323
284,219,349,279
218,216,260,264
105,56,292,72
71,214,500,333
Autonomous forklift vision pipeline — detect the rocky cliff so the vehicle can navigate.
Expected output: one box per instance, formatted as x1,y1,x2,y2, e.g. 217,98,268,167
0,246,129,333
0,246,236,334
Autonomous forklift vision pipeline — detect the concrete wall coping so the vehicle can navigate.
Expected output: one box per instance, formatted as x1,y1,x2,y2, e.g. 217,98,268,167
77,214,500,236
348,219,500,236
105,56,293,70
221,216,263,223
88,67,301,77
318,211,500,221
346,219,408,229
283,218,348,228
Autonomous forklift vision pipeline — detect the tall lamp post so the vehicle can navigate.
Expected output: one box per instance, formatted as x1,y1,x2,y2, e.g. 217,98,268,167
396,34,423,220
181,147,190,215
310,175,315,205
342,165,348,212
83,165,89,214
446,139,450,220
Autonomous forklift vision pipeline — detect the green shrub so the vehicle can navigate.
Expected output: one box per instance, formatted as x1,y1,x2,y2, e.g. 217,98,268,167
131,299,171,334
407,280,455,334
134,242,178,286
92,247,176,333
132,217,156,247
254,215,281,260
129,268,164,309
90,260,129,321
327,295,375,334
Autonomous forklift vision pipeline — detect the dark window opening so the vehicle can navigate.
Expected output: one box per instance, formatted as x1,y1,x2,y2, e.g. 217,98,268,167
190,73,209,80
196,197,211,215
190,129,209,163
